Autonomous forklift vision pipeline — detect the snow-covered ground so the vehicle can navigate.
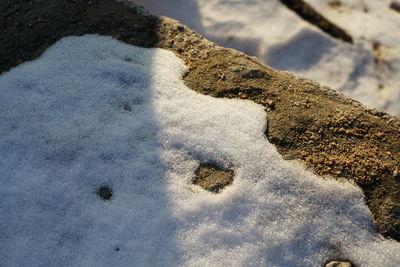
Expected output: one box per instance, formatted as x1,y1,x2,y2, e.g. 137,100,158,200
1,35,400,266
132,0,400,116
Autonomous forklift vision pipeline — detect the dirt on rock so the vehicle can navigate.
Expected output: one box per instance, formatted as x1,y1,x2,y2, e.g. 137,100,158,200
193,163,234,193
1,0,400,241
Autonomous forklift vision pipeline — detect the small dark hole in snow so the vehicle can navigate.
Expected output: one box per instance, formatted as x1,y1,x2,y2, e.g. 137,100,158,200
115,247,120,251
96,185,113,200
122,103,132,112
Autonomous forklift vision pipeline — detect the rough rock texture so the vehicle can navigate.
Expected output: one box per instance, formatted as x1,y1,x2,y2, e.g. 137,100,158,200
1,0,400,241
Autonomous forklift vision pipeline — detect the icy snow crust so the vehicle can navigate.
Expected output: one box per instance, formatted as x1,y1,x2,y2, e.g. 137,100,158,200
1,35,399,266
132,0,400,116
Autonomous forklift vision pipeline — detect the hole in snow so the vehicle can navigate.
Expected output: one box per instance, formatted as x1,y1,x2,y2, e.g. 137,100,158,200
122,103,132,112
96,185,113,201
192,163,234,193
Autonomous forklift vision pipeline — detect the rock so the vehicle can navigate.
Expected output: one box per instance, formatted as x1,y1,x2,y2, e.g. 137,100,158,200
278,0,353,43
1,0,400,241
325,261,353,267
193,163,234,193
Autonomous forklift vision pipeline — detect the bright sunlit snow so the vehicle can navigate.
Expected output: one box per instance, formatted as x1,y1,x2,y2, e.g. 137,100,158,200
1,35,399,266
132,0,400,116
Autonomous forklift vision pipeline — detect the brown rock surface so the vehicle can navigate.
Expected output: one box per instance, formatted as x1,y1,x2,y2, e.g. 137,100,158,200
1,0,400,241
193,163,234,193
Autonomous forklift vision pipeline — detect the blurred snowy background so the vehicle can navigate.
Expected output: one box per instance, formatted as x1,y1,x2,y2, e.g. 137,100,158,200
132,0,400,116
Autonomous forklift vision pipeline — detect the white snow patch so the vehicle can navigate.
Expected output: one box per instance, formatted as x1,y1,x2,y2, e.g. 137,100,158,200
1,35,399,266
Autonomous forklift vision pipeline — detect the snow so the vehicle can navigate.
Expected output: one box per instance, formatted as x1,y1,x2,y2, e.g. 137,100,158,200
132,0,400,116
1,35,399,266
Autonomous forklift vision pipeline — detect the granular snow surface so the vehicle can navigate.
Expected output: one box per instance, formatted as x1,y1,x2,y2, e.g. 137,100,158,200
1,35,399,266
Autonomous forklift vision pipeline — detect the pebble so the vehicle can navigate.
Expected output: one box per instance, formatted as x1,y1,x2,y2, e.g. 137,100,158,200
325,261,353,267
